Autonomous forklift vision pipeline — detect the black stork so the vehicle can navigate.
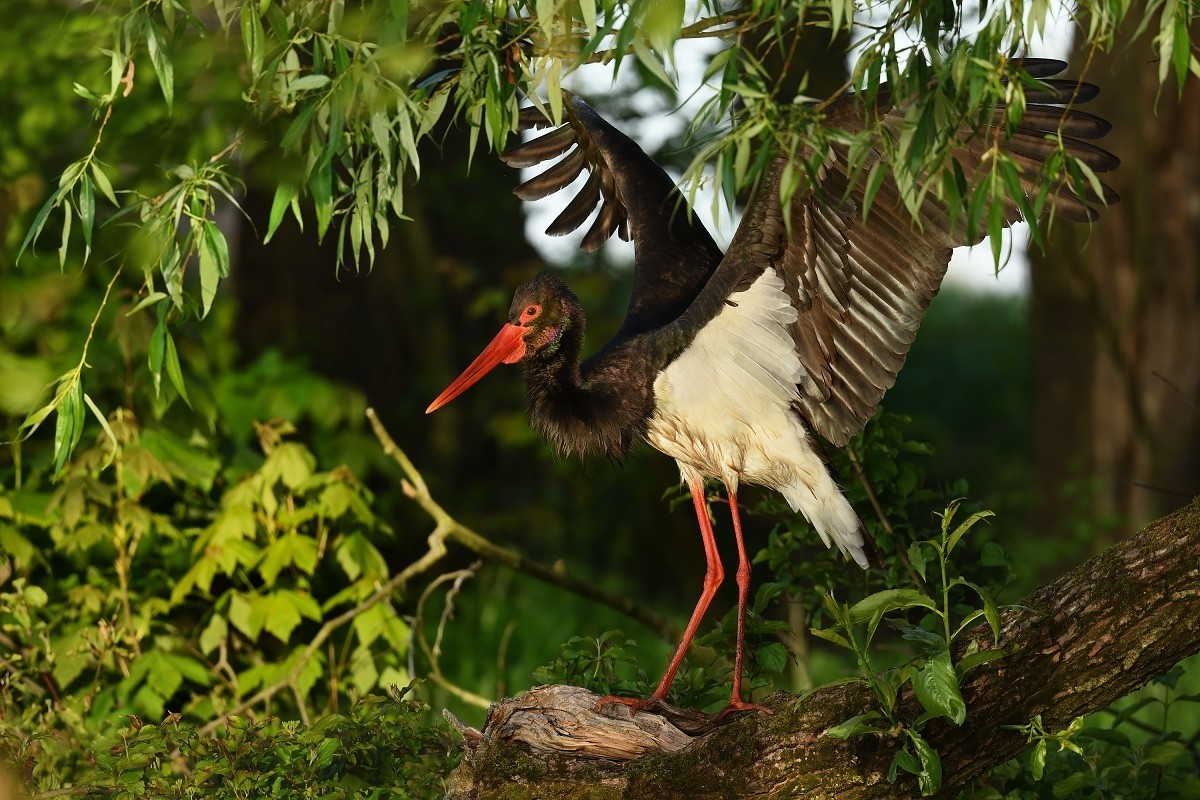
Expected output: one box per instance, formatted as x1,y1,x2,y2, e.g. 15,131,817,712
426,59,1118,716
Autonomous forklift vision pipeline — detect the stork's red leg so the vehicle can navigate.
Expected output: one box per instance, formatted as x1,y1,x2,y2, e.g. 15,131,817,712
721,490,772,716
596,475,723,714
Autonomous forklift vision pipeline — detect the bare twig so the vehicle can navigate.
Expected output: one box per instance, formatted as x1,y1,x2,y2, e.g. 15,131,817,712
365,408,681,642
413,563,492,709
845,448,924,587
1152,370,1200,415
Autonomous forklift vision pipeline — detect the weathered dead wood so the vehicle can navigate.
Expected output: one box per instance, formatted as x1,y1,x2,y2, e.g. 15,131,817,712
444,499,1200,799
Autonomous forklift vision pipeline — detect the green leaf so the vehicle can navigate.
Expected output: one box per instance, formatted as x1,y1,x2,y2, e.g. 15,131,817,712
164,330,190,407
148,312,166,397
955,647,1005,679
631,40,674,89
79,174,95,254
962,580,1001,644
281,102,319,151
980,541,1009,567
266,183,299,243
310,162,332,239
887,619,944,650
912,651,967,725
83,392,117,454
945,509,995,553
199,615,227,654
849,589,938,625
907,542,929,580
58,199,72,269
240,2,265,79
335,532,388,582
126,291,168,317
199,225,219,318
1051,772,1093,797
825,711,884,739
144,18,174,111
1143,739,1187,766
755,642,789,674
91,161,118,205
290,73,332,93
889,745,921,783
861,161,887,219
18,402,56,438
53,379,84,477
906,729,943,795
263,442,316,490
809,625,851,649
228,592,263,639
258,534,319,584
1029,738,1047,780
17,186,66,264
140,428,220,491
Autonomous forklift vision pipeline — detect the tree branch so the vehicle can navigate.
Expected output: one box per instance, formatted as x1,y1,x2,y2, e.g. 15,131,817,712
365,408,681,642
444,499,1200,799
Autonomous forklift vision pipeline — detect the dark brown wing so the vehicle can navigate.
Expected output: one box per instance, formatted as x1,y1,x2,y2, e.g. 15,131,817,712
501,94,725,336
665,61,1119,446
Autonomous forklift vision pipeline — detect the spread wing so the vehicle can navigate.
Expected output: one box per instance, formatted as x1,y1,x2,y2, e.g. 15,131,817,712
501,94,725,336
668,59,1119,446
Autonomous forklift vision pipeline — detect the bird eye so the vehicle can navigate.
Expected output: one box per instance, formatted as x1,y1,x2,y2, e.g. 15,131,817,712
520,304,540,322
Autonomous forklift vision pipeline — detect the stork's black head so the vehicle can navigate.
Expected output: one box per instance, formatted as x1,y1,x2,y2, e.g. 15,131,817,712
506,272,582,361
426,272,582,413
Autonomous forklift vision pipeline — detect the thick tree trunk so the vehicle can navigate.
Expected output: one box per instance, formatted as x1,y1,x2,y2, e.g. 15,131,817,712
1029,30,1200,536
444,499,1200,799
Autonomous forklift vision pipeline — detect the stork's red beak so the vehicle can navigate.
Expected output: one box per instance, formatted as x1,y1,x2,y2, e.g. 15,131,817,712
426,323,527,413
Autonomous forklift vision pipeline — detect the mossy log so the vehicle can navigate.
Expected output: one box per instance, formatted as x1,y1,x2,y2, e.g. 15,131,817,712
445,499,1200,799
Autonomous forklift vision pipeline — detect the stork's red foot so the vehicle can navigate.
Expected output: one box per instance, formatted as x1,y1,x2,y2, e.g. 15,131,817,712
716,698,773,719
594,694,662,716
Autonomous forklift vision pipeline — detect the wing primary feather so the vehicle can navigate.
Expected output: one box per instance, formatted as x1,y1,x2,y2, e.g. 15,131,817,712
517,105,554,130
513,146,587,201
545,171,602,237
1023,79,1101,104
501,125,578,168
1002,106,1113,139
581,200,623,252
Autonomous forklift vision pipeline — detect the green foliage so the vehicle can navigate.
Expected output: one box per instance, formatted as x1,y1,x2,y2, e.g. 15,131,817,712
9,0,1199,476
0,687,459,798
963,666,1200,798
533,629,655,699
809,500,1005,795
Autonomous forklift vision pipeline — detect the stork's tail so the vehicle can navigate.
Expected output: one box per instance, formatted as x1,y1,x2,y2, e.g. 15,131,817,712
780,481,869,569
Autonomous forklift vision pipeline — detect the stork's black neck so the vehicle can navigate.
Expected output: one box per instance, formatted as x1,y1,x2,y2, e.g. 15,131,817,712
522,303,656,463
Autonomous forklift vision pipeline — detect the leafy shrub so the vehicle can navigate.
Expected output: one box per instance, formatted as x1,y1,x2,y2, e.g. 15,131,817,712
1,687,459,798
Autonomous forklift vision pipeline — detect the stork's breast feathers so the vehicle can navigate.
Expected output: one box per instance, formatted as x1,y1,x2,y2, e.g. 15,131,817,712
646,268,867,567
646,267,809,482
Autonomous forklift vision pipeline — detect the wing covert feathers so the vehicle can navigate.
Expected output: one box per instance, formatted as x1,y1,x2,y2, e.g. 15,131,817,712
702,61,1119,447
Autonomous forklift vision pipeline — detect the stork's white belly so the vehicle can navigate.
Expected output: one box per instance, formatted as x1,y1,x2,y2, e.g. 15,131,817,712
646,268,868,568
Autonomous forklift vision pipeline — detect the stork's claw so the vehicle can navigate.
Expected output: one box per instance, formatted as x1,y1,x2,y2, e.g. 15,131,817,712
716,699,772,719
594,694,660,716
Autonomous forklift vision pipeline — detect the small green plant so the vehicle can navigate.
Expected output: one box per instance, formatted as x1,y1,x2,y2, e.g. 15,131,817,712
811,500,1008,795
532,629,655,699
1006,715,1087,781
966,664,1200,799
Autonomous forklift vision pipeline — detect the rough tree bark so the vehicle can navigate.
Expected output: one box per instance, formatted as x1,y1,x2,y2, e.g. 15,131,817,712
443,499,1200,799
